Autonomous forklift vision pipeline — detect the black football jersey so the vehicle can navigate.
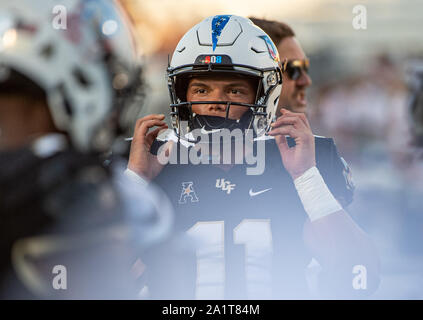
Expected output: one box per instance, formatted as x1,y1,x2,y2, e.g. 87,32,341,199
151,135,354,299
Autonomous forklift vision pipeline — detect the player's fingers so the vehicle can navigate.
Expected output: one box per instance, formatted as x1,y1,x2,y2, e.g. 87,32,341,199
268,125,296,137
275,134,290,154
279,108,309,128
135,114,165,129
136,119,167,141
280,108,292,115
271,116,306,130
280,108,311,129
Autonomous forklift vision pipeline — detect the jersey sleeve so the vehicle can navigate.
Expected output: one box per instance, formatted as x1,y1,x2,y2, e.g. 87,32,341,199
319,138,355,208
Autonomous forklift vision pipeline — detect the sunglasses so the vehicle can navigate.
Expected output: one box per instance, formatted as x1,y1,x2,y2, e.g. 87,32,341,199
283,59,310,81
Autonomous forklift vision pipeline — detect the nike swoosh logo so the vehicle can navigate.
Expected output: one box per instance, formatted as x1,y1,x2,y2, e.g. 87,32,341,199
249,188,272,197
200,126,222,135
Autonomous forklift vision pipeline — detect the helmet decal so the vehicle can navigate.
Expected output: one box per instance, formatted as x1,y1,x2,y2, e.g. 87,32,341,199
212,15,231,51
82,0,122,37
65,0,117,44
259,35,279,62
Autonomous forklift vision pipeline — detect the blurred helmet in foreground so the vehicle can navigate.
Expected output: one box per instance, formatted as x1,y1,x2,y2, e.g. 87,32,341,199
0,0,144,152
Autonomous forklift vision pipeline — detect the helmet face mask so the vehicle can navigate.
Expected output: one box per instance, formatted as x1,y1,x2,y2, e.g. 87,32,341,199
171,71,262,134
167,15,283,141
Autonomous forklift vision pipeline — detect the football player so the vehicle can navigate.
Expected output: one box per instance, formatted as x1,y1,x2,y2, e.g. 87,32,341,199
126,15,380,299
249,17,312,115
0,0,195,299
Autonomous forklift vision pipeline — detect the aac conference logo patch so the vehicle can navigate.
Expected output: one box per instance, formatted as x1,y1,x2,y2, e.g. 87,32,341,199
259,35,279,62
179,181,199,204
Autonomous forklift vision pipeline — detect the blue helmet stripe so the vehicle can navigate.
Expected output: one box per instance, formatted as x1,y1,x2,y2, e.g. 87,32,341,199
212,15,231,51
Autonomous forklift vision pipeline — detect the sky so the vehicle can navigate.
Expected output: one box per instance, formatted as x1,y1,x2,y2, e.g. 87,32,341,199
119,0,423,83
122,0,335,54
121,0,420,60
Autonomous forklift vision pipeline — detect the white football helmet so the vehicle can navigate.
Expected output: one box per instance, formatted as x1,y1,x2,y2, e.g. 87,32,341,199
167,15,283,140
0,0,143,152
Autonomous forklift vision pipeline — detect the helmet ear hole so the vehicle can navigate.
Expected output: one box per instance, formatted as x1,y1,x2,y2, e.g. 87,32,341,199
39,43,55,59
72,68,91,88
56,84,73,116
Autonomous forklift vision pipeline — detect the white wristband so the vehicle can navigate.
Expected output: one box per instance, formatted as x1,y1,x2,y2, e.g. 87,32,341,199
124,168,149,187
293,166,342,222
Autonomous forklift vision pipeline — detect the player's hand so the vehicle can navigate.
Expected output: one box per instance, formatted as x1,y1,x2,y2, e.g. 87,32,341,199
127,114,171,181
268,108,316,180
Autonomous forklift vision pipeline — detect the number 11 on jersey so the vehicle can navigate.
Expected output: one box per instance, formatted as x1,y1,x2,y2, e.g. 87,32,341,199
187,219,273,299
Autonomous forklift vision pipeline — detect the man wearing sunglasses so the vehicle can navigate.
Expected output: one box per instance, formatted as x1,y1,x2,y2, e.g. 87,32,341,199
250,18,312,115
